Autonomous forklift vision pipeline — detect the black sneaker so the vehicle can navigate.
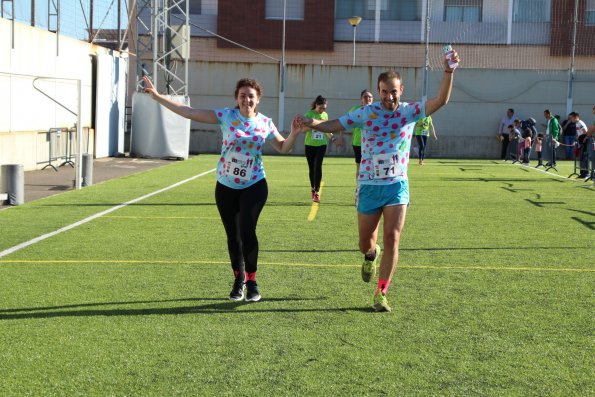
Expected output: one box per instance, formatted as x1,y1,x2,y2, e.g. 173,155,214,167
229,279,245,301
245,280,261,302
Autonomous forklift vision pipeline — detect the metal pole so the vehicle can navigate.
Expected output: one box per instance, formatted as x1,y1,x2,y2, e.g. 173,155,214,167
184,0,189,97
422,0,430,103
278,0,286,131
352,26,356,66
164,0,172,94
31,0,36,26
75,79,83,189
89,0,94,42
374,0,380,43
506,0,513,45
566,0,578,115
152,0,158,87
117,0,121,49
56,0,60,55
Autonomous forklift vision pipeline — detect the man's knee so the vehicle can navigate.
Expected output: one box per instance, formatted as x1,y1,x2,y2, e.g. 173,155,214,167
383,229,401,249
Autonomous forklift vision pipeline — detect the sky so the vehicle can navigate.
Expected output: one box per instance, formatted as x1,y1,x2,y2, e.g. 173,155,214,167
10,0,128,41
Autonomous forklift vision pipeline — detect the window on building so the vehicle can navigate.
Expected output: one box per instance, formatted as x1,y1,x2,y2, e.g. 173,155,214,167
336,0,420,21
513,0,550,22
587,0,595,25
266,0,304,20
173,0,202,15
444,0,482,22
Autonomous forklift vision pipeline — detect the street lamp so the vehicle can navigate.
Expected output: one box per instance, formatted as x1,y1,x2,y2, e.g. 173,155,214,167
348,16,362,66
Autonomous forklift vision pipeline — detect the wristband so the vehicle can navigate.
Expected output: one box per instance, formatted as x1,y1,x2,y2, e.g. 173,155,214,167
444,70,453,74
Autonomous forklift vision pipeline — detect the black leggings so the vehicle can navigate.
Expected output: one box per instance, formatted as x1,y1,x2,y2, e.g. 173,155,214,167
215,179,268,278
305,145,327,191
416,135,428,160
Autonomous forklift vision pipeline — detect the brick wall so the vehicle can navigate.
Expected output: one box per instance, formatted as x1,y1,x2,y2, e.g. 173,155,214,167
551,0,595,56
217,0,335,51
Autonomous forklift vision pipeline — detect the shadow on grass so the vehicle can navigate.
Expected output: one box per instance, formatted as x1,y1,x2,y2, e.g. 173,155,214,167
40,201,355,208
442,177,564,183
266,201,353,207
0,297,373,320
261,249,360,253
40,202,218,207
262,246,591,253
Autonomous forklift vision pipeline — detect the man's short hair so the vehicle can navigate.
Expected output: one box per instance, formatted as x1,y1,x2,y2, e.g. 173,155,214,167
377,70,402,90
508,108,514,114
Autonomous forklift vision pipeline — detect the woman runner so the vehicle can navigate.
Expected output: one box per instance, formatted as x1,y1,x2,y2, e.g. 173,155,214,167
303,95,331,203
143,76,303,302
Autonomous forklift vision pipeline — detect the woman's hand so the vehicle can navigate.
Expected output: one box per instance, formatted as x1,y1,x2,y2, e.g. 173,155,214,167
295,115,314,129
142,76,160,100
291,116,305,134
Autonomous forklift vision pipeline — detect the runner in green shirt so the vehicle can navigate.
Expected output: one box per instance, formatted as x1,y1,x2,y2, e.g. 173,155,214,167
304,95,331,202
413,116,437,165
340,89,374,178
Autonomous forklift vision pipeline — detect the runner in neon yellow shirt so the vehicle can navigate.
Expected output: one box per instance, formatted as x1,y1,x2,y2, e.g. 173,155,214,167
340,89,374,178
304,95,331,203
413,115,437,165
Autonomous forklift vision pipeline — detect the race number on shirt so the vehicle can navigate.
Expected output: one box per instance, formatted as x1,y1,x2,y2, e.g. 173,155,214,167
225,152,254,181
311,131,324,140
372,153,399,178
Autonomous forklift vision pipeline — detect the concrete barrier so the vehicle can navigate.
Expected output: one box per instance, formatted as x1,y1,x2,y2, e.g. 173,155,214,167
1,164,25,205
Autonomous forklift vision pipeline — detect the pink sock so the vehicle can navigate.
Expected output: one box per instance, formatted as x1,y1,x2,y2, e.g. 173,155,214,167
246,272,257,282
375,278,391,296
233,271,246,282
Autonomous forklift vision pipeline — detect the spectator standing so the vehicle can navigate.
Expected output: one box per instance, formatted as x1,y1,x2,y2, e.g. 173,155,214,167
561,113,577,160
544,109,560,166
535,133,544,167
523,128,533,164
514,119,524,160
498,108,515,160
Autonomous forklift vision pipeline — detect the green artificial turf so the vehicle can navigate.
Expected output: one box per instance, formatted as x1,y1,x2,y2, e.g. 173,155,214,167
0,155,593,396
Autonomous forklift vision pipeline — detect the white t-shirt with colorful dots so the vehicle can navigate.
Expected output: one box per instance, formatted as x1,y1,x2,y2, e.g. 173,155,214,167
338,101,425,185
215,108,281,189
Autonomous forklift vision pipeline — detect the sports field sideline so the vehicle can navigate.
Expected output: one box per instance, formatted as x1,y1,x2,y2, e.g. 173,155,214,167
0,155,592,396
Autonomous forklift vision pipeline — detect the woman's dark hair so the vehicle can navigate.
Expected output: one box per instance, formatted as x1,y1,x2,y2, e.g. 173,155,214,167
360,89,372,98
310,95,327,110
523,128,533,139
234,78,262,99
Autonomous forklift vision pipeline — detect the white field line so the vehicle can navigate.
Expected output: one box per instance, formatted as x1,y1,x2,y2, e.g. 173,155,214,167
0,169,216,259
510,162,587,182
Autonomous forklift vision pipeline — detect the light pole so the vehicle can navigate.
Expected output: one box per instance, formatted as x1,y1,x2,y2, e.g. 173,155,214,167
348,16,362,66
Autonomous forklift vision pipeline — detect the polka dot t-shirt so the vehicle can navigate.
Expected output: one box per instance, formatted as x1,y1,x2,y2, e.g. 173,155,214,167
338,101,425,185
215,108,281,189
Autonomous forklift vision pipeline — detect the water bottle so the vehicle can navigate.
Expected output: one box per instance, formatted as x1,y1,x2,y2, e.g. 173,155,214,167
442,44,459,69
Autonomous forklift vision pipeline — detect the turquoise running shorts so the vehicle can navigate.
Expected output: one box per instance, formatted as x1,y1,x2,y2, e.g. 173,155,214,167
355,180,409,215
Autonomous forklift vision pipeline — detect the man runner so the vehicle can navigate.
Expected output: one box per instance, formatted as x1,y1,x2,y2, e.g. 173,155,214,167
297,49,460,312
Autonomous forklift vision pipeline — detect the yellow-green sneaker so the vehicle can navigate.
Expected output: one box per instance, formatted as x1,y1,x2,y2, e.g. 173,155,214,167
361,244,381,282
373,292,391,312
